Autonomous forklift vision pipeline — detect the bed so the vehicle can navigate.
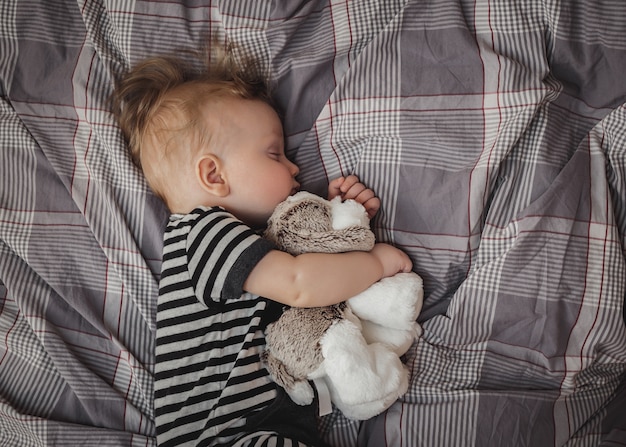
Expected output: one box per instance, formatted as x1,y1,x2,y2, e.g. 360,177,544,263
1,0,625,446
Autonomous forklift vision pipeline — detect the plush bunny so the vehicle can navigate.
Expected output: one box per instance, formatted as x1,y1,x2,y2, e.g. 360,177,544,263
261,191,424,420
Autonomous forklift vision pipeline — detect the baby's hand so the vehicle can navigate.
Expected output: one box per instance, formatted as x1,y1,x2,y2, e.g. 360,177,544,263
370,243,413,278
328,175,381,218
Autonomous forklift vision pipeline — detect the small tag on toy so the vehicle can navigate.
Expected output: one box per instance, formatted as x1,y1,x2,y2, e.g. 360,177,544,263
313,378,332,416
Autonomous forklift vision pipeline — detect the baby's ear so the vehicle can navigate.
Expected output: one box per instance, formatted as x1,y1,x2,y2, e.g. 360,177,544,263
196,154,229,197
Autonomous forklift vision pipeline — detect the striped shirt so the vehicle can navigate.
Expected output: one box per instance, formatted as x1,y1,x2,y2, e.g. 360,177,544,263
154,207,279,447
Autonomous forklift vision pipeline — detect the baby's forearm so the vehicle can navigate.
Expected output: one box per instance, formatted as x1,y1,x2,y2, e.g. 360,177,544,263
285,251,385,307
244,245,411,308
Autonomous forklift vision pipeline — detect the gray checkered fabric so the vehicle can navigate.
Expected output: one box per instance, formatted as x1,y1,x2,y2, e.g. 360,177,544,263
1,1,625,446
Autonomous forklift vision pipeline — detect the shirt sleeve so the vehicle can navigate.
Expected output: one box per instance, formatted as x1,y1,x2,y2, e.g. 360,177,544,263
186,208,275,305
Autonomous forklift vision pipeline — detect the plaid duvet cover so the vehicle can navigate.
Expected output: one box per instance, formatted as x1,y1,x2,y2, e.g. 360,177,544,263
1,1,625,446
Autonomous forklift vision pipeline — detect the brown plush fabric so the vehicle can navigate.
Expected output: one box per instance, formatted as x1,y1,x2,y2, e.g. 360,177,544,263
262,303,347,387
264,193,375,255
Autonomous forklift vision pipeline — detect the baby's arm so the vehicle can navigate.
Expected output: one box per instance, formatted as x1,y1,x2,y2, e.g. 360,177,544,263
244,243,412,308
245,175,407,307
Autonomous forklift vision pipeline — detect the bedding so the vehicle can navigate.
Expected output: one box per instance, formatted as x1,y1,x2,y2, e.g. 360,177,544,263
1,0,625,446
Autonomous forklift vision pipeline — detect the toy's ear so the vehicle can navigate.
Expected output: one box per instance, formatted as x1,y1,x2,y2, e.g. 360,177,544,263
330,197,370,230
264,191,376,255
196,154,229,197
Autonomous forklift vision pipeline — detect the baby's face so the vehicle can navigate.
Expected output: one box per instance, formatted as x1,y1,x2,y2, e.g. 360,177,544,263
215,98,300,227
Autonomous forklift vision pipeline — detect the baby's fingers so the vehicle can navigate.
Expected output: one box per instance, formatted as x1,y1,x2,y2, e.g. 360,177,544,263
361,196,381,218
327,177,344,200
328,175,380,217
338,175,362,197
328,175,365,200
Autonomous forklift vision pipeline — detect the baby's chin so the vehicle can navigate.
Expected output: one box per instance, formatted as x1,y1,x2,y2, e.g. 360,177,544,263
246,194,295,229
242,212,273,230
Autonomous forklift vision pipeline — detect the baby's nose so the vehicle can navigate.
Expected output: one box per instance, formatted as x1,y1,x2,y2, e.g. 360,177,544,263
289,160,299,177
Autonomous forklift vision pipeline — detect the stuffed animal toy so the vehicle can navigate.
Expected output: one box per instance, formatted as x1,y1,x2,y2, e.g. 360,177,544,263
262,191,424,420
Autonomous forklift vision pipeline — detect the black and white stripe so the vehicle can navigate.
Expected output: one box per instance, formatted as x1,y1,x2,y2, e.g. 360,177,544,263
155,207,278,446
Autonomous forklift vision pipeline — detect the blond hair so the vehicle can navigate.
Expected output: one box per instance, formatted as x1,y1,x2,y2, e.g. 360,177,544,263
112,45,271,204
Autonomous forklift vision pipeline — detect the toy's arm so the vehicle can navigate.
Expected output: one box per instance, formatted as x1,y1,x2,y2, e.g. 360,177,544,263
243,243,412,308
328,175,380,218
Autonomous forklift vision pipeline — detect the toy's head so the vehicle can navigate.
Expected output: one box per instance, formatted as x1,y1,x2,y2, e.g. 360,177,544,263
264,191,375,255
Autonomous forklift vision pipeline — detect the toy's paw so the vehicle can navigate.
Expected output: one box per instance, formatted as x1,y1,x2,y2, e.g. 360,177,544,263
360,320,420,356
335,367,409,420
326,346,410,420
329,196,369,230
321,320,410,410
286,380,315,406
348,272,423,330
